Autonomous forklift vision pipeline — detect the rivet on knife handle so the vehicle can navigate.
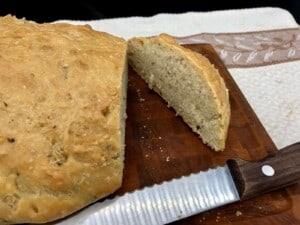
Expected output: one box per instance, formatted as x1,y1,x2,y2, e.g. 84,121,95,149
227,142,300,200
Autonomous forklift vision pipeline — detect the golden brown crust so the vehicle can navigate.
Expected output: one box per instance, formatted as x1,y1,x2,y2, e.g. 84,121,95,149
0,15,127,223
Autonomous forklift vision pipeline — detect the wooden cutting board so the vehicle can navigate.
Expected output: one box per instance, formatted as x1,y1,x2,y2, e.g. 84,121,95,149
113,44,300,225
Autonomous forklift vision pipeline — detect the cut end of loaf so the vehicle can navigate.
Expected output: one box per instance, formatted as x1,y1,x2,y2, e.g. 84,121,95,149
128,34,230,151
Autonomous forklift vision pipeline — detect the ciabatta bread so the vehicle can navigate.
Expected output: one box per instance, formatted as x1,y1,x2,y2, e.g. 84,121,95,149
0,15,127,223
128,34,230,151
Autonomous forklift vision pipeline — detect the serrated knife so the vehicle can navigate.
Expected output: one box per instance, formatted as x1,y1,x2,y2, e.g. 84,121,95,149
58,142,300,225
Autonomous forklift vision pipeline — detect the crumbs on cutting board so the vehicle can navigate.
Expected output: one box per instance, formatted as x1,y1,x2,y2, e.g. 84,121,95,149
236,210,242,216
137,121,170,162
136,88,145,102
199,216,206,223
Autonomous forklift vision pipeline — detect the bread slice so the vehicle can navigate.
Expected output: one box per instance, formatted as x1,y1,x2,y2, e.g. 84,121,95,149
128,34,230,151
0,15,127,223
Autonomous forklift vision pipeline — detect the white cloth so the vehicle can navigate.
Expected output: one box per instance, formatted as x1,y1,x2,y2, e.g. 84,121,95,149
55,7,300,224
58,7,298,39
230,61,300,148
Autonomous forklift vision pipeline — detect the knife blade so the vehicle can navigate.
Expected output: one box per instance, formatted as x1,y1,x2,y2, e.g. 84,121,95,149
58,142,300,225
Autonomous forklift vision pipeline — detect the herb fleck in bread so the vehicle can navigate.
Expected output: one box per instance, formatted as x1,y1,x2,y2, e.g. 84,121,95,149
0,15,127,223
128,34,230,151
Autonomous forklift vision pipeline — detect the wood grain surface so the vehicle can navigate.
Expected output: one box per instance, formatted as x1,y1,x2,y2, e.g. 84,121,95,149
113,44,300,225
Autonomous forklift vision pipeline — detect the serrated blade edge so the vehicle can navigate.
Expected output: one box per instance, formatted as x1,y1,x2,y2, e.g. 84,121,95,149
81,165,240,225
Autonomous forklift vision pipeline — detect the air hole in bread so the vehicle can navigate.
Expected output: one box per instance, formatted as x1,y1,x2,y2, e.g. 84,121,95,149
7,138,15,143
31,204,39,213
101,106,110,117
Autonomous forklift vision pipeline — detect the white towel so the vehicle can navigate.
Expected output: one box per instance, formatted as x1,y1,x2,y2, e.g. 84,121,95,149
57,7,298,39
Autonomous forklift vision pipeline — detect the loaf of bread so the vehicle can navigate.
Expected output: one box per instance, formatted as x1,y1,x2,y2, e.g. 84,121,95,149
128,34,230,151
0,15,127,223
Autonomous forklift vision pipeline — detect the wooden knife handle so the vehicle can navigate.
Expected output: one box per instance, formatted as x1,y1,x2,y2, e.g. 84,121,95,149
227,142,300,200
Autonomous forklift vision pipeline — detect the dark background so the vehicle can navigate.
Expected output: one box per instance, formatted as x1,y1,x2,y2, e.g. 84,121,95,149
0,0,299,24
